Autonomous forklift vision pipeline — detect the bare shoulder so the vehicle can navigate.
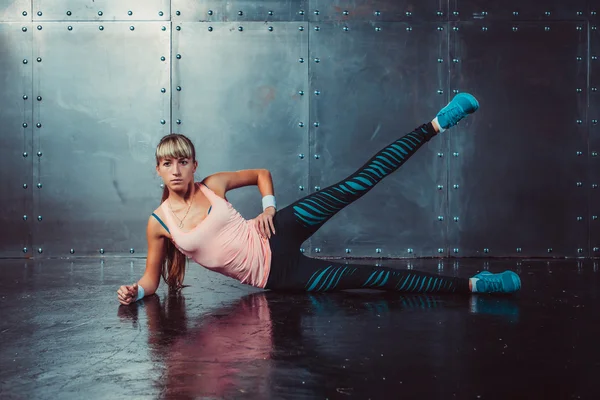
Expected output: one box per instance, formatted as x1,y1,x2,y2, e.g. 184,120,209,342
199,174,227,198
148,205,171,239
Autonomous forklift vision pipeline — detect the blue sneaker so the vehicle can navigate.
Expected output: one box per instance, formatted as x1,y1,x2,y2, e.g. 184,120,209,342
436,92,480,130
472,271,521,294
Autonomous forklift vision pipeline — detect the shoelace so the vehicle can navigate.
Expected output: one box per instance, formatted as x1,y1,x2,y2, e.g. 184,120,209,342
440,105,464,124
484,278,502,292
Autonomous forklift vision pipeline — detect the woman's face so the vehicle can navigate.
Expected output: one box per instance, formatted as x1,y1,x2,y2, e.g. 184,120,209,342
156,157,197,191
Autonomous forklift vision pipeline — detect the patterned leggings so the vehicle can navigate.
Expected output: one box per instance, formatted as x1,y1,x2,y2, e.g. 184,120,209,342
265,123,470,293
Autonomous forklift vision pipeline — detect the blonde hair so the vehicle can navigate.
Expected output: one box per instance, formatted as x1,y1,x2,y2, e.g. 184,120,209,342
155,134,196,291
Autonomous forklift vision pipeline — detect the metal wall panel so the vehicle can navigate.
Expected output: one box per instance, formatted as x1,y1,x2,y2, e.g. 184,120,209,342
451,0,588,21
310,0,447,21
0,0,30,22
172,0,307,22
591,24,600,257
32,0,170,21
172,21,309,223
32,22,171,257
0,22,33,258
448,21,588,258
308,22,449,258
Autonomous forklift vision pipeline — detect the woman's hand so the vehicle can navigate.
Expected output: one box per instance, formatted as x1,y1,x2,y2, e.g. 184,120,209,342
117,283,138,305
256,207,276,239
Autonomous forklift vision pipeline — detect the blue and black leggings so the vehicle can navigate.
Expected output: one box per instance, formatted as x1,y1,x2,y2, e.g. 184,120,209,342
266,123,470,293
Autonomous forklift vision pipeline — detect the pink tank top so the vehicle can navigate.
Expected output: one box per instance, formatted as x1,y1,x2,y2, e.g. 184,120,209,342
160,184,272,288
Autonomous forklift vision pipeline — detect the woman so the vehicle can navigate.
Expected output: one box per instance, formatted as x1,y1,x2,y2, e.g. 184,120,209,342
117,93,521,305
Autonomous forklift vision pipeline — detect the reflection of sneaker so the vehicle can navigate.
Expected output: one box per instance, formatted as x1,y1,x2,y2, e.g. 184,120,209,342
472,271,521,294
470,296,520,322
436,93,480,130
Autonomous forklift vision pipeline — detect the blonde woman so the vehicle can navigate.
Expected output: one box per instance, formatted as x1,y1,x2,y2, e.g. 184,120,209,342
117,93,521,305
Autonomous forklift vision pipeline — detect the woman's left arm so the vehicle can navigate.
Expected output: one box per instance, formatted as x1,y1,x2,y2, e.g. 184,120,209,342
203,169,276,238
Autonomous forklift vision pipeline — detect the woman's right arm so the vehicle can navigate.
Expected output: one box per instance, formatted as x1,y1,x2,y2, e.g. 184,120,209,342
117,216,165,305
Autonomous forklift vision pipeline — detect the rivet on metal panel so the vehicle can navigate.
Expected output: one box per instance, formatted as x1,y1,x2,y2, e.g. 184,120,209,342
453,58,459,63
269,11,274,16
453,89,460,94
592,11,598,16
593,184,598,189
298,154,304,159
406,12,412,17
161,88,166,93
595,247,600,252
437,89,443,94
37,216,42,221
548,248,552,253
37,183,41,188
314,89,320,95
438,248,444,253
298,58,304,63
37,11,42,16
130,26,134,31
437,58,443,63
438,11,444,16
298,90,304,95
23,59,28,64
299,186,304,191
37,96,42,101
22,11,27,16
130,248,135,254
577,151,583,155
176,26,181,31
577,182,583,187
314,10,320,15
159,11,164,17
238,11,243,16
577,11,583,16
482,27,488,31
453,248,459,253
298,122,304,127
36,123,41,128
577,119,583,124
343,26,349,31
99,26,104,31
176,11,181,16
68,26,73,31
176,120,181,125
208,10,213,15
406,27,412,31
517,248,522,252
454,217,459,222
544,27,550,31
23,123,27,128
376,248,382,253
23,184,27,189
37,151,42,157
314,154,320,159
513,11,519,16
437,185,443,190
577,216,583,221
315,248,321,253
545,11,551,16
67,11,71,16
484,248,489,253
454,184,459,189
238,26,243,32
36,57,41,62
591,56,597,61
578,248,584,253
23,95,28,100
176,54,181,59
160,120,165,125
438,152,444,157
38,248,42,254
314,26,320,31
593,216,598,220
22,27,27,32
453,26,459,31
344,10,350,16
453,152,459,157
100,249,105,254
299,26,304,31
176,86,181,91
300,248,305,253
37,25,42,30
438,216,444,221
593,152,598,156
299,10,305,16
314,186,320,191
437,26,444,31
577,26,583,31
345,249,351,254
408,248,414,253
313,122,320,127
576,88,583,93
23,152,27,157
161,56,165,61
128,11,133,16
593,88,598,92
23,215,27,221
70,249,75,254
268,26,273,31
374,11,381,16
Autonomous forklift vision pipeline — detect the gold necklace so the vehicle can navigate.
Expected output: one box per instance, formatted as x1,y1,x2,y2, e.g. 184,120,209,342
168,185,197,228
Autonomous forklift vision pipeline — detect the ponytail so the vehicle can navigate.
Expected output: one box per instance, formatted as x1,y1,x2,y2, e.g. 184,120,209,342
160,185,187,291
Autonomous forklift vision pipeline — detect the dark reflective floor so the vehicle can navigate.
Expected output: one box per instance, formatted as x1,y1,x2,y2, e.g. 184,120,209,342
1,257,599,399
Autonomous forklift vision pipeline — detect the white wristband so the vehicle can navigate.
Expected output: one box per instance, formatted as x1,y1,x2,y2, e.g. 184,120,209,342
262,195,276,211
136,285,145,301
